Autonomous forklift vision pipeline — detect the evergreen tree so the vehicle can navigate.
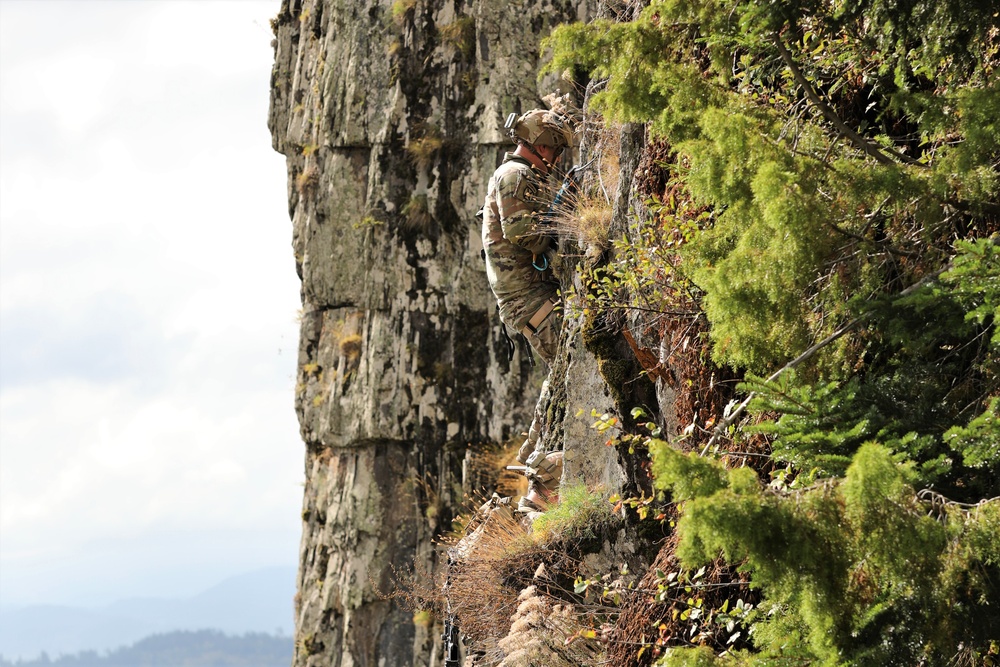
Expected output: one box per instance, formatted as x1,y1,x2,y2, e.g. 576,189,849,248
545,0,999,663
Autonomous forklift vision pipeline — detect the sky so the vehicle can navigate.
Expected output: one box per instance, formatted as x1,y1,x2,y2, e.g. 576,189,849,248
0,0,304,608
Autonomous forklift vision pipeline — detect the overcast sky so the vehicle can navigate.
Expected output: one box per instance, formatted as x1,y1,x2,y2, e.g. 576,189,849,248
0,0,304,608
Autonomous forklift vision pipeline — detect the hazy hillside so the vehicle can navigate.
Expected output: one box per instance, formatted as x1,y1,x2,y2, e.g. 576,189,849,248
0,630,292,667
0,567,295,660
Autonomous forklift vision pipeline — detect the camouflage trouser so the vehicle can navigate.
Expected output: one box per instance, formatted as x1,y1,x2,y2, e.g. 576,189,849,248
516,308,563,464
523,304,562,366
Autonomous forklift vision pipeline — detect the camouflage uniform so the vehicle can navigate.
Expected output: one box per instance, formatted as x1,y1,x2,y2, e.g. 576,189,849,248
453,451,564,558
484,108,575,465
482,153,562,365
514,450,563,524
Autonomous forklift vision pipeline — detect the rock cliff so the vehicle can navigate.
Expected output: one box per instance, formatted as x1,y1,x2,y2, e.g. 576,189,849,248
266,1,629,665
269,1,1000,664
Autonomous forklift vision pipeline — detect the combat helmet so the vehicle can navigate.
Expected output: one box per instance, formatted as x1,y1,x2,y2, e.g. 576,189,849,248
505,109,576,155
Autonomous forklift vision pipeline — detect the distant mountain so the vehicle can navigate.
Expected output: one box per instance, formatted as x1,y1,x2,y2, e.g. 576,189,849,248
0,629,292,667
0,567,296,661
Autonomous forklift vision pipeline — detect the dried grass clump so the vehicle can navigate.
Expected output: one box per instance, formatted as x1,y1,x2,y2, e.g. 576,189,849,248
402,195,433,234
550,122,621,253
495,586,600,667
443,508,534,649
406,132,443,171
440,501,597,663
338,333,362,364
412,609,434,628
378,447,623,665
296,164,320,197
439,483,624,665
574,196,614,250
462,441,529,501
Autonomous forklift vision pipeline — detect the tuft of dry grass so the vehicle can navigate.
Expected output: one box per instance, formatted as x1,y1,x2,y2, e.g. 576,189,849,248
401,194,434,234
436,482,620,665
462,440,529,501
574,195,615,250
438,16,475,59
412,609,435,628
376,436,622,665
406,133,443,172
549,122,622,253
441,509,561,663
296,164,320,197
338,333,362,363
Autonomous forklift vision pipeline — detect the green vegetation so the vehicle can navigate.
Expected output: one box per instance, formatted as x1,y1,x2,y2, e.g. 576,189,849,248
541,0,999,664
390,0,417,26
438,16,475,60
545,0,999,373
531,483,616,542
650,441,999,665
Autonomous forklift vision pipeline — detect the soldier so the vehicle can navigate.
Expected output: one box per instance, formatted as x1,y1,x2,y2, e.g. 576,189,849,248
512,450,564,524
482,108,575,366
482,109,575,464
453,450,565,560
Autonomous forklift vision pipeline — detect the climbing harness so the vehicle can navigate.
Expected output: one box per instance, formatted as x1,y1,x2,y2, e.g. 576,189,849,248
499,309,516,361
519,332,536,368
497,307,534,368
521,297,558,338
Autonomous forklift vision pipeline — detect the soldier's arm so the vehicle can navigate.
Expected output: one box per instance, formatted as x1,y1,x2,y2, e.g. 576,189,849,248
496,171,552,255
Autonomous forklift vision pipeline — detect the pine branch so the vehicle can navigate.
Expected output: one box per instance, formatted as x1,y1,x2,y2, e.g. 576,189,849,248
772,35,924,168
700,238,1000,454
824,220,921,258
701,315,861,454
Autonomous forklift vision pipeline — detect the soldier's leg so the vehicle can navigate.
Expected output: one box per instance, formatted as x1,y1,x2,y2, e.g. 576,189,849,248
516,309,563,463
525,308,562,366
517,376,551,463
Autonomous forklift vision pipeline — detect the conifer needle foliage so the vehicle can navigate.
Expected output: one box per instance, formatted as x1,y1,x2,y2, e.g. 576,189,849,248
649,442,1000,666
545,0,999,663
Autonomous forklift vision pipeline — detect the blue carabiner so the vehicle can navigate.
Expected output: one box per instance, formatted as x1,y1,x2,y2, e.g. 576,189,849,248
532,253,549,271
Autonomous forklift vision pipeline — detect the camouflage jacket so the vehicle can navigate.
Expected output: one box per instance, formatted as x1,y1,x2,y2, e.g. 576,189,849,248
482,153,559,331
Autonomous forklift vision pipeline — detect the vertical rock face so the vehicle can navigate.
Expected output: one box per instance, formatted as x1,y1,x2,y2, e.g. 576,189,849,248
268,1,597,665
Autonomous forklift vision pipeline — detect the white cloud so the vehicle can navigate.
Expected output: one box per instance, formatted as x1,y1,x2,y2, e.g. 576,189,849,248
0,0,304,608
